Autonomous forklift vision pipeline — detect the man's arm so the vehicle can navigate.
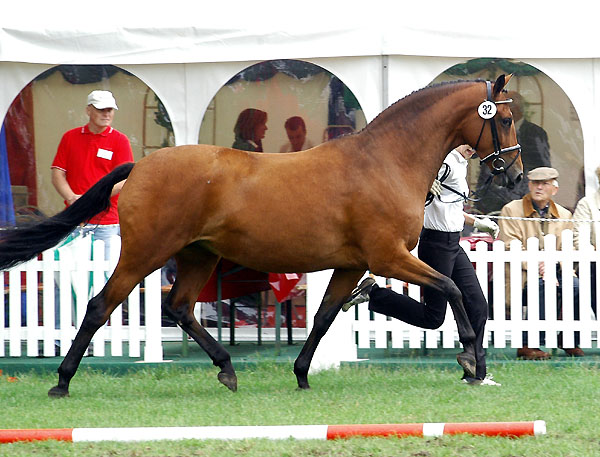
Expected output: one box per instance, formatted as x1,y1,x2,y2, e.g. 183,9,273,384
111,180,126,197
498,205,524,245
51,168,80,205
572,198,592,250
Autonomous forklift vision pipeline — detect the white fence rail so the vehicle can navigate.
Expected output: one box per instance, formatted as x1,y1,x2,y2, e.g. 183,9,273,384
2,229,599,368
307,227,600,370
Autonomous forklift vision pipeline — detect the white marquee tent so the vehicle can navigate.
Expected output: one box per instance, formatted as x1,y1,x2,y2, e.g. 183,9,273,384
2,1,600,362
1,0,600,189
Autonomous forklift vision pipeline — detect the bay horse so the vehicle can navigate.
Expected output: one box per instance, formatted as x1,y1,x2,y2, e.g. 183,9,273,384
0,74,522,397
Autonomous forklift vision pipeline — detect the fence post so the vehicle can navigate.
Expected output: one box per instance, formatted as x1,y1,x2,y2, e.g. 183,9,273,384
491,240,507,348
108,237,123,357
8,267,21,356
143,268,164,362
559,231,575,348
90,239,106,357
57,244,74,357
41,249,56,357
25,258,39,356
577,224,594,348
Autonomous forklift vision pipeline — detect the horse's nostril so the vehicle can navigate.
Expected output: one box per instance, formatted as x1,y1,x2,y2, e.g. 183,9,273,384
515,172,523,184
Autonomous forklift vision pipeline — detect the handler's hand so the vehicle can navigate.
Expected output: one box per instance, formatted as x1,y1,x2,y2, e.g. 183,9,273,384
430,178,442,197
474,217,499,239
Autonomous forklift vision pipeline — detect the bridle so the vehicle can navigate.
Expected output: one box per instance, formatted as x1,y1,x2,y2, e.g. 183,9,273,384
425,80,523,207
474,80,521,176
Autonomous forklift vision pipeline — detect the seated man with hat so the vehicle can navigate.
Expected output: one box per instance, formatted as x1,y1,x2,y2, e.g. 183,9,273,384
499,167,584,360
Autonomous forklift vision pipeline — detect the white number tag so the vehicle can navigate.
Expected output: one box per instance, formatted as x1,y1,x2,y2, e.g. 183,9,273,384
478,101,497,119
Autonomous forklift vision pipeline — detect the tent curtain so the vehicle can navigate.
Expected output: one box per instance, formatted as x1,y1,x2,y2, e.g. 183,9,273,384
5,83,37,207
444,58,541,77
34,65,128,85
225,59,326,85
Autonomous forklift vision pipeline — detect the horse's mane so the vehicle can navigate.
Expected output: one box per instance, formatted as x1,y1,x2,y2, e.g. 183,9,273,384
362,79,485,134
324,79,485,145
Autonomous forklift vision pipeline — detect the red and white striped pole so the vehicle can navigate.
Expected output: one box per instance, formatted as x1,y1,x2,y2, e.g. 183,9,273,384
0,421,545,443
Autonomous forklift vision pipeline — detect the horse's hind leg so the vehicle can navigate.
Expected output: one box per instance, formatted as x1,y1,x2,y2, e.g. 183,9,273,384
161,245,237,392
48,270,139,397
294,268,365,389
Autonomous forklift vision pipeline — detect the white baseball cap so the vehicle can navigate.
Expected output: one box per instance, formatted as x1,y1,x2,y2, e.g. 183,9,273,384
87,90,118,110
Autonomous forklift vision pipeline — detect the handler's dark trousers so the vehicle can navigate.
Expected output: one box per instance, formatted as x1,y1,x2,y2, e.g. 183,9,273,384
368,229,489,379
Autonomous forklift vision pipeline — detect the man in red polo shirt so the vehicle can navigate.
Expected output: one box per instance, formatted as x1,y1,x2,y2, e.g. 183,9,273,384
51,90,133,259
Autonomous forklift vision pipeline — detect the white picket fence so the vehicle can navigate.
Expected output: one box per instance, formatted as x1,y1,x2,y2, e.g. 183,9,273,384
2,228,599,368
1,235,166,361
307,227,600,371
1,234,304,361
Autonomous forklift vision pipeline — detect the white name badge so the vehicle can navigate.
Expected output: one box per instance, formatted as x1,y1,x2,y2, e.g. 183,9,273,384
97,148,113,160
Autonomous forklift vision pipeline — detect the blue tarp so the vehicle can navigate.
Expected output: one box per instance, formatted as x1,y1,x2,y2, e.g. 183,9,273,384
0,124,15,225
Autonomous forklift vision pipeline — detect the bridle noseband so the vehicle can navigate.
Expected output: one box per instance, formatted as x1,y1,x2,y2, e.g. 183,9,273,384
474,80,521,176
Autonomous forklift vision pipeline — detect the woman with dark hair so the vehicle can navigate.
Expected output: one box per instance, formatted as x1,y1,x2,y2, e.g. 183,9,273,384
232,108,268,152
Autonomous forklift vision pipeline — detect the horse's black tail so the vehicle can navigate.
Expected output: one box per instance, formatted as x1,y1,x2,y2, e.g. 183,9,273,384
0,162,135,270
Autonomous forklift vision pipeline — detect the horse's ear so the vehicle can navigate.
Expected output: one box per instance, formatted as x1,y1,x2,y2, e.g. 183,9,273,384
493,74,513,96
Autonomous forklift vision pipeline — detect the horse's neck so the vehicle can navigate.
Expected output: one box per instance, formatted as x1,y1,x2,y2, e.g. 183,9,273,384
365,84,478,190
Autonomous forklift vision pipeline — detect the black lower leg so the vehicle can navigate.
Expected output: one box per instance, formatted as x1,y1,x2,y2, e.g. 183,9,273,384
294,301,341,389
165,303,237,392
48,293,109,397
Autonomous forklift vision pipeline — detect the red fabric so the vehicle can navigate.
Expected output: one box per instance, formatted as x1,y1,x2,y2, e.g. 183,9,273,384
196,259,270,301
51,125,133,224
5,83,37,206
268,273,303,302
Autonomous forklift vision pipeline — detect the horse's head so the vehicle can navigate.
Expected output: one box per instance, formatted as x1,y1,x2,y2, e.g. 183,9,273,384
464,74,523,189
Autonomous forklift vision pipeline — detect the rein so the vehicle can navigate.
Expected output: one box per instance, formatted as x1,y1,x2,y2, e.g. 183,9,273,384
474,81,521,175
424,162,494,206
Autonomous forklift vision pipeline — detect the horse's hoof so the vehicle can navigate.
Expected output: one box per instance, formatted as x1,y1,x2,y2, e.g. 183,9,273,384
456,351,476,378
297,376,310,390
217,372,237,392
48,385,69,398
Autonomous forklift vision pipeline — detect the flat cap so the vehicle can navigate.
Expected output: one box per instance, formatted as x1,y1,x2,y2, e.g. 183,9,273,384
527,167,559,181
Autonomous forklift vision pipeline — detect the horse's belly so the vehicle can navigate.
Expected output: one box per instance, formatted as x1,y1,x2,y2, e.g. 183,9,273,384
207,234,365,273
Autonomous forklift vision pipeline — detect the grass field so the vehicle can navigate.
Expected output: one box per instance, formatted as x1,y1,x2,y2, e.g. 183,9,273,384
1,362,599,456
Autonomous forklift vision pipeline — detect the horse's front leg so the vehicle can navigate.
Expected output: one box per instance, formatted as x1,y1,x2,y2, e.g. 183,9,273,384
371,248,477,377
294,269,365,389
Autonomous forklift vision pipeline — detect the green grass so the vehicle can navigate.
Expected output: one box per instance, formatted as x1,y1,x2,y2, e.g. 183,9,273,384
1,363,599,456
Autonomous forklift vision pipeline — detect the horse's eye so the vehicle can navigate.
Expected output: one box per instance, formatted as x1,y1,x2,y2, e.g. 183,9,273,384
502,117,513,127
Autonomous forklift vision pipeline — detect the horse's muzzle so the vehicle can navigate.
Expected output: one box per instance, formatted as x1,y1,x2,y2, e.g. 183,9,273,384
506,167,523,190
493,169,522,189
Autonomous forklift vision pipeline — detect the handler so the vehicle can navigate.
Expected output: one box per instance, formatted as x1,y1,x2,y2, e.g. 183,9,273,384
342,145,500,385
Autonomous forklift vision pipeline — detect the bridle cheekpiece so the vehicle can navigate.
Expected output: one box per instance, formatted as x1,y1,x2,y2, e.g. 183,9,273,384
474,80,521,176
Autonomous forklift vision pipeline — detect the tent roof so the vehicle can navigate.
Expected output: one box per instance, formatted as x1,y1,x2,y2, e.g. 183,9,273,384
1,1,597,65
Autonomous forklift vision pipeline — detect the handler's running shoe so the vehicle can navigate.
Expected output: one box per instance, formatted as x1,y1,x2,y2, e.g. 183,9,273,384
342,277,377,312
462,373,501,386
